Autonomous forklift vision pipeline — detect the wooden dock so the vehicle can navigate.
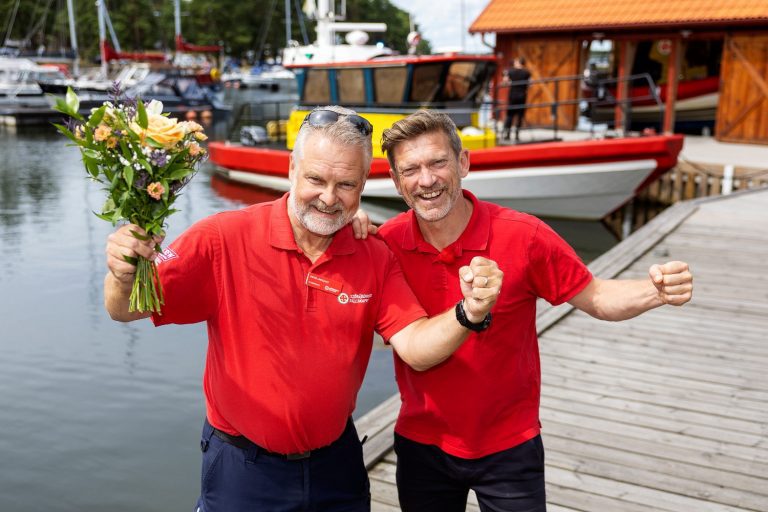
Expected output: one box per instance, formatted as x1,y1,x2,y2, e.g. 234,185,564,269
354,186,768,512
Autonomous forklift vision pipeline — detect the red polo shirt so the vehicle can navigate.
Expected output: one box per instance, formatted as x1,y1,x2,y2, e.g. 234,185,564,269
379,190,592,458
152,194,426,454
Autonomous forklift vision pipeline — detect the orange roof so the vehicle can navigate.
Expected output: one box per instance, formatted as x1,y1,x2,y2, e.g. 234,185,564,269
470,0,768,33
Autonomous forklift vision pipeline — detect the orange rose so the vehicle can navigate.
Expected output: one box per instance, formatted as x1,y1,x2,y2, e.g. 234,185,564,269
131,113,185,148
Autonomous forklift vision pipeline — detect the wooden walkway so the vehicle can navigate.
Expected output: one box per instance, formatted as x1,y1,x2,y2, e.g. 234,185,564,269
354,187,768,512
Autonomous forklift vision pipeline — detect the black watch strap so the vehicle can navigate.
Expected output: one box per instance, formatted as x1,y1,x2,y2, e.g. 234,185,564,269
455,300,492,332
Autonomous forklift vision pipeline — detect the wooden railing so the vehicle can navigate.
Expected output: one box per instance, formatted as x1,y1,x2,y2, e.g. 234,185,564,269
604,161,768,239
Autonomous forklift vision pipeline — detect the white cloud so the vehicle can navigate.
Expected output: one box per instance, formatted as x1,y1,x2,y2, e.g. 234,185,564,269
389,0,495,54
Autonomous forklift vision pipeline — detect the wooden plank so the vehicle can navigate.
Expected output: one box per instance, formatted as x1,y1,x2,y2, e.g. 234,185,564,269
542,420,768,479
546,466,751,512
540,386,765,436
540,395,763,448
542,370,768,424
543,435,768,504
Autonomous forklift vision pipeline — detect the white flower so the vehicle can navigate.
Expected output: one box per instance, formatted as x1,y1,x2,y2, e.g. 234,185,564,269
145,100,164,116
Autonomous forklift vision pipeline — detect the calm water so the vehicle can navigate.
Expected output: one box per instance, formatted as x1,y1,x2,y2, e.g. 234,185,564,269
0,125,617,511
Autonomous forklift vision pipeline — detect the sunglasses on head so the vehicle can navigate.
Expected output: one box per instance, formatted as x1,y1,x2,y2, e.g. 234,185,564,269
301,109,373,136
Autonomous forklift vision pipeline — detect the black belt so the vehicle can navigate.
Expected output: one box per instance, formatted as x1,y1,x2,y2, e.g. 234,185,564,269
209,424,311,460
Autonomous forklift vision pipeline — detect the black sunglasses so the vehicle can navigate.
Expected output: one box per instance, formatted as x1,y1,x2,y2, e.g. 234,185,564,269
301,109,373,136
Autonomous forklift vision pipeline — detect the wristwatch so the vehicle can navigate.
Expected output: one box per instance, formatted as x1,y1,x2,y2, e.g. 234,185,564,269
455,300,492,332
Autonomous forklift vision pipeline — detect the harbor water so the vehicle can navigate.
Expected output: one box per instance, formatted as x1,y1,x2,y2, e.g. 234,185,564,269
0,125,617,511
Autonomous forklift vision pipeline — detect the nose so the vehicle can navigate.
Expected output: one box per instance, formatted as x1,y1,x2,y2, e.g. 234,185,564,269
417,167,436,188
319,185,338,208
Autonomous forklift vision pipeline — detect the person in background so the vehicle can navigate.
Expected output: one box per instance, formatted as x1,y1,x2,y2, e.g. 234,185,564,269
502,57,532,142
103,106,503,512
355,109,692,512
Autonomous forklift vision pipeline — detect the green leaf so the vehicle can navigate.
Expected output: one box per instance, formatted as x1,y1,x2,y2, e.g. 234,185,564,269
123,165,134,188
166,168,194,181
136,99,148,129
66,87,80,114
53,123,78,143
161,179,170,201
94,211,116,224
144,136,164,149
140,159,153,174
130,230,149,241
82,149,101,160
87,105,107,128
85,160,100,179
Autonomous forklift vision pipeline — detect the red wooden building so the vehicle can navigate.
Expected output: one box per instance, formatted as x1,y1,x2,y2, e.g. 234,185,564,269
470,0,768,144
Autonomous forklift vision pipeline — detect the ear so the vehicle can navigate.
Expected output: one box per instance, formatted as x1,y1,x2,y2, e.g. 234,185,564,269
458,149,470,179
389,169,404,196
288,154,296,182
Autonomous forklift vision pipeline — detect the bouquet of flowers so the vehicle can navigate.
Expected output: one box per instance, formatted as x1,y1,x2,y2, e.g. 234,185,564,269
53,84,208,314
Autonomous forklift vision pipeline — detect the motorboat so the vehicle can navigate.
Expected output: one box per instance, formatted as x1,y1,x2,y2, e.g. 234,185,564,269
210,51,683,221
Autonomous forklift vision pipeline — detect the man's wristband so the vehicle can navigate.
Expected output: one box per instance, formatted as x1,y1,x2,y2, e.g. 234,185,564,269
455,300,492,332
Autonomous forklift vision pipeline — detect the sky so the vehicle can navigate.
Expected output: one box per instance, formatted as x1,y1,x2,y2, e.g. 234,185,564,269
388,0,495,54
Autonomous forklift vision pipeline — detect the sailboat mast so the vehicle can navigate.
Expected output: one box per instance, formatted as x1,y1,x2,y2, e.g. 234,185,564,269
97,0,107,78
66,0,79,76
174,0,182,51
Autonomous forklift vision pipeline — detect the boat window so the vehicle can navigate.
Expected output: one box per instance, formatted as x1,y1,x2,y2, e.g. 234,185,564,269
373,66,407,104
441,62,477,101
410,63,445,103
336,68,366,104
303,69,331,104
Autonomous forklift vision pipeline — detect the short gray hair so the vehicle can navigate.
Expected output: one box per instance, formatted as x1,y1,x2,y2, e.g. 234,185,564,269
293,105,373,172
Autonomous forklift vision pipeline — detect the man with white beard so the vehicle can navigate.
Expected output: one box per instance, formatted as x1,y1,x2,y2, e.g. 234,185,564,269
102,106,504,512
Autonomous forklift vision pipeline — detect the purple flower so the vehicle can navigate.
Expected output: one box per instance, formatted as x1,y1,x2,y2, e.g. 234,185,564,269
133,170,150,190
149,149,169,167
108,81,124,102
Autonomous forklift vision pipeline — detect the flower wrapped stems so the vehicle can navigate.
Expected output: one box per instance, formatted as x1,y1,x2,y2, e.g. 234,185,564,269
53,86,208,313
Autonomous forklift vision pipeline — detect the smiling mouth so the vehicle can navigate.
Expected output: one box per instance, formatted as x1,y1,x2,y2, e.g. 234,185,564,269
313,206,341,215
418,189,444,200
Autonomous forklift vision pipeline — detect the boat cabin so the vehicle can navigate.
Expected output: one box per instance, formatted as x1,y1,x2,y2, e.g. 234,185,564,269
284,55,498,156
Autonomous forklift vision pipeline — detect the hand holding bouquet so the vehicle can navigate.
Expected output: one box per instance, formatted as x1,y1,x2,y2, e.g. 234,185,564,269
53,85,208,313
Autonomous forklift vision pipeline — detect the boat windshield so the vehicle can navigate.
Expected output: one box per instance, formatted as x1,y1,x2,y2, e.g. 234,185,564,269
298,59,495,108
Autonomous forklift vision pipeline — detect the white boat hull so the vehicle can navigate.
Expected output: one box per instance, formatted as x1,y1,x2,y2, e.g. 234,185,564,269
216,158,657,220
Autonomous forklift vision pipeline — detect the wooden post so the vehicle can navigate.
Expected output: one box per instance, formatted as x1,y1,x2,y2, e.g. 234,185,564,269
615,40,637,133
663,38,682,134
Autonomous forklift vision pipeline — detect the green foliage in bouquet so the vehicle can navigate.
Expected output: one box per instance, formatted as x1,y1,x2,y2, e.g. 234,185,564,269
52,84,208,314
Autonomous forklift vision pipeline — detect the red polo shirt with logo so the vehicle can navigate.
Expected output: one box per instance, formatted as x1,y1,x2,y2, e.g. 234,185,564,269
379,190,592,458
152,194,426,454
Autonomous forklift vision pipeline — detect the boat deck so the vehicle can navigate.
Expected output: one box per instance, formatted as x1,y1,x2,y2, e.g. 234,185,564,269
354,187,768,511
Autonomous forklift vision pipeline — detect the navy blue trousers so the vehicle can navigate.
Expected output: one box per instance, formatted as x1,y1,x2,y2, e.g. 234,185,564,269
195,419,370,512
395,433,546,512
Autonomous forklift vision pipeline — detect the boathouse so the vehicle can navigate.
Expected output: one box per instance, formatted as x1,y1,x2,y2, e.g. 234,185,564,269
469,0,768,144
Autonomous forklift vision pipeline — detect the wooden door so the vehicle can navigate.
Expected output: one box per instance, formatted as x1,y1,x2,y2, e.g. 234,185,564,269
716,34,768,144
496,37,582,130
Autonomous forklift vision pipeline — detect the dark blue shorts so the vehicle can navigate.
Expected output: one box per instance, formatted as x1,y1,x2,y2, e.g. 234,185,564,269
195,418,370,512
394,433,546,512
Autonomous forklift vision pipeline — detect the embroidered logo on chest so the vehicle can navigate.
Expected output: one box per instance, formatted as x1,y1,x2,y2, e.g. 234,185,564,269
155,247,178,264
337,292,373,305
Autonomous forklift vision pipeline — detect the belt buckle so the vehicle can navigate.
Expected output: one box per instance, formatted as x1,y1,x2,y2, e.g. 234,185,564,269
286,450,311,460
